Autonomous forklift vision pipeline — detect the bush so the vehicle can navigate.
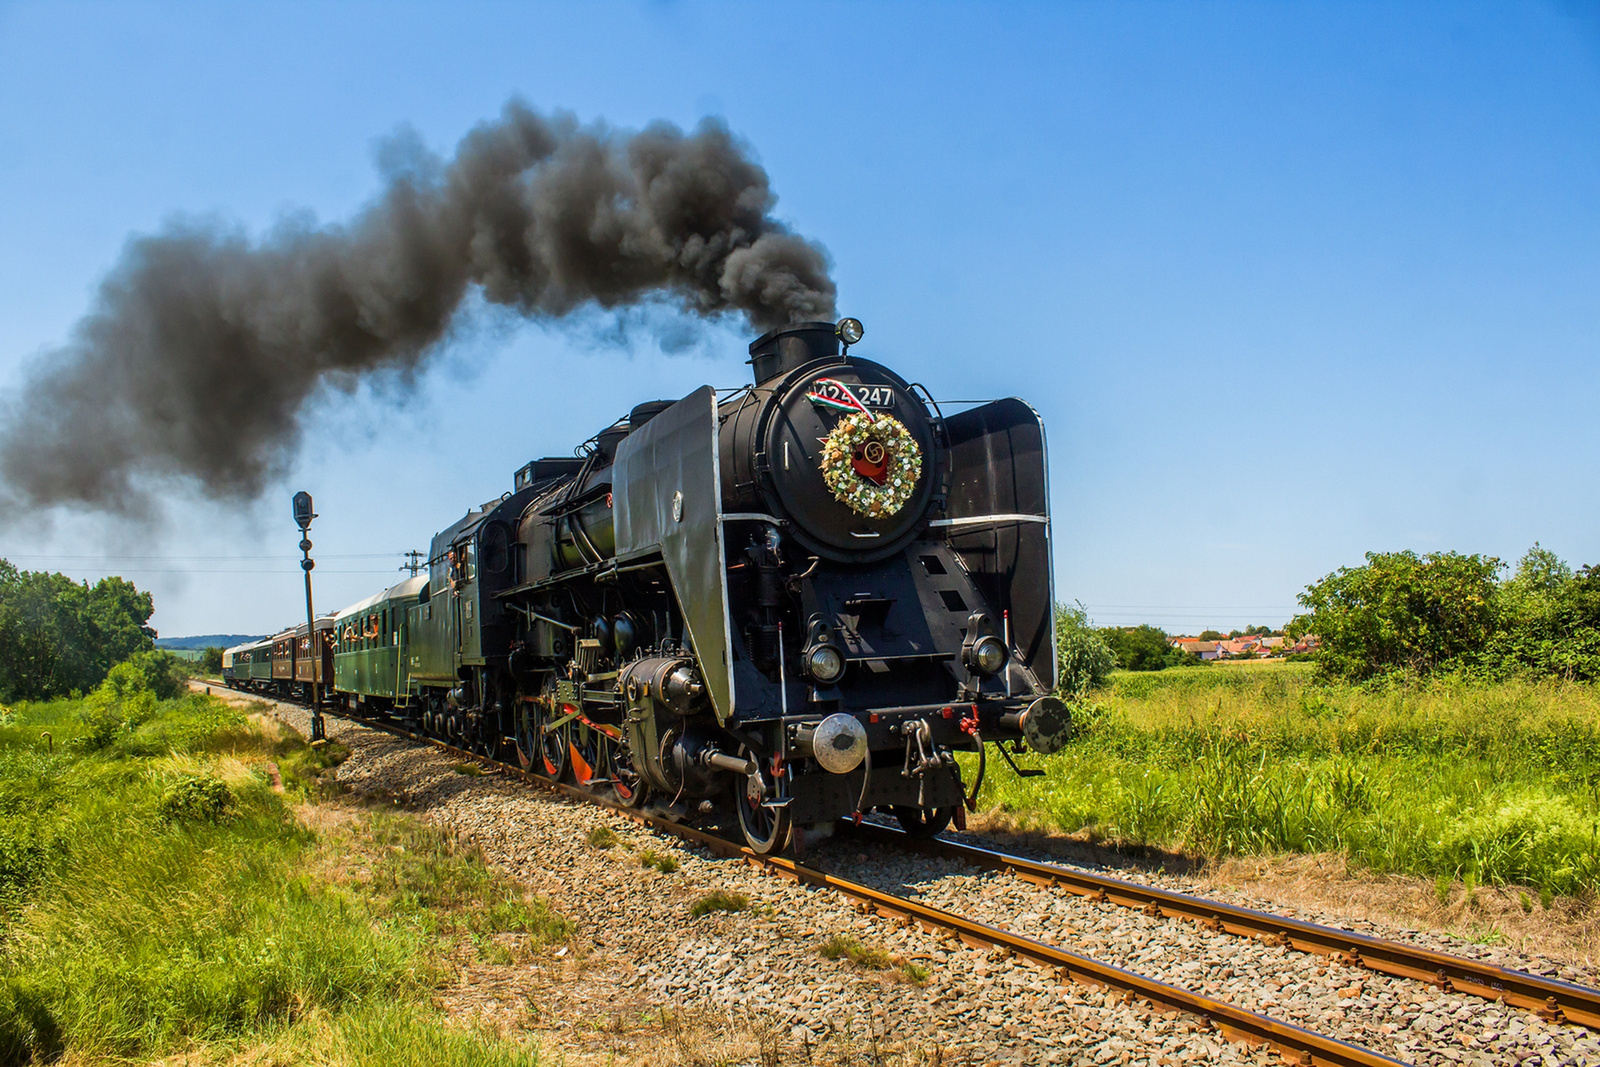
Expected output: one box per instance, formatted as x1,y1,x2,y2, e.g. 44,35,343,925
1291,550,1502,682
1055,603,1114,696
158,774,234,824
0,820,46,904
1294,545,1600,684
104,651,187,702
1479,548,1600,681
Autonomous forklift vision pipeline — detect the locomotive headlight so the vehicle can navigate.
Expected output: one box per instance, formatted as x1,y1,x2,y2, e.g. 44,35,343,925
967,634,1009,676
835,317,864,346
806,643,846,684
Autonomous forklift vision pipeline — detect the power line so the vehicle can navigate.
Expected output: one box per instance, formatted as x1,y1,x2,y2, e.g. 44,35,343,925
1090,614,1293,622
2,552,403,561
14,567,403,576
1078,603,1299,610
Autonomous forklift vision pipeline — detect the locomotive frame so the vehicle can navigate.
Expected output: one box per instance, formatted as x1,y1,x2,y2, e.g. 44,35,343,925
225,319,1071,854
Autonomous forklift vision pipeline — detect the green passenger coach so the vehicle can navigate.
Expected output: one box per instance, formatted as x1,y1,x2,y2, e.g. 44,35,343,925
333,575,427,710
222,637,275,693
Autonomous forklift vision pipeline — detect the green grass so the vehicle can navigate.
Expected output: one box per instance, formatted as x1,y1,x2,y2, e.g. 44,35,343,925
973,662,1600,896
818,934,894,970
288,1001,540,1066
639,849,679,873
689,889,749,918
818,934,929,985
0,678,566,1065
585,825,621,849
361,812,572,954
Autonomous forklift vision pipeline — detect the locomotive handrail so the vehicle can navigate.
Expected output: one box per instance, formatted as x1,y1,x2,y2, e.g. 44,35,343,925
507,604,577,631
494,559,610,597
907,381,948,440
720,512,787,525
602,557,668,579
927,513,1049,528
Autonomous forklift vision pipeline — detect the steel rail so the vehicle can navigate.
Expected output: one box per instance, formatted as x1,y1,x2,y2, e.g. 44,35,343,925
841,823,1600,1030
205,681,1600,1033
220,688,1401,1067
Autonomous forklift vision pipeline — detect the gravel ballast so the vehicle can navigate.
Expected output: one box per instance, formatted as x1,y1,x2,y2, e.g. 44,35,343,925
237,693,1597,1067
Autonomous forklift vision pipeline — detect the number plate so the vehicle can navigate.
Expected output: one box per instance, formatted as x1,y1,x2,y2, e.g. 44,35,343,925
809,380,896,409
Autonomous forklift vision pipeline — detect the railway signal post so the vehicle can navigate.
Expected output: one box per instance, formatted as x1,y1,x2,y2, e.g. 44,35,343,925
293,491,326,745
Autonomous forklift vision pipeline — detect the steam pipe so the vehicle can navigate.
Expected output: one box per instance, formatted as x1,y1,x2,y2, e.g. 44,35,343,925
703,751,758,776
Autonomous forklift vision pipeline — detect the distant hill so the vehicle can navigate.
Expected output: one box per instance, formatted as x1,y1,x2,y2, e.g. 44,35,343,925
155,634,264,651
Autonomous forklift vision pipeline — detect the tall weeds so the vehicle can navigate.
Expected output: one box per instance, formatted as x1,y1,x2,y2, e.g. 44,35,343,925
975,663,1600,896
0,680,562,1065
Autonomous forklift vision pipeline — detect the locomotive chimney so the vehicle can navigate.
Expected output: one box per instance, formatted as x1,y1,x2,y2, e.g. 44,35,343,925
747,321,841,385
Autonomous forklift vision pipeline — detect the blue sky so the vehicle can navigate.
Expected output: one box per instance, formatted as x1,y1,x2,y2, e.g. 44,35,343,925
1,1,1596,637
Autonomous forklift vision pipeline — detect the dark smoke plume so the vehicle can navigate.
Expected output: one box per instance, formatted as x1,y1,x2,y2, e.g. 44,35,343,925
0,101,834,517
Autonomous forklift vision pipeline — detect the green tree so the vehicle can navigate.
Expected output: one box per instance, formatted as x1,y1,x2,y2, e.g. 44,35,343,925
1055,603,1115,695
114,649,188,700
1498,543,1572,629
1197,630,1224,641
1290,550,1502,682
1101,624,1172,672
0,560,157,700
200,646,225,675
1482,546,1600,680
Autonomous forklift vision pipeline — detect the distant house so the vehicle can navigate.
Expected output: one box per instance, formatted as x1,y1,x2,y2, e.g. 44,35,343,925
1289,634,1321,654
1169,631,1298,660
1217,638,1262,658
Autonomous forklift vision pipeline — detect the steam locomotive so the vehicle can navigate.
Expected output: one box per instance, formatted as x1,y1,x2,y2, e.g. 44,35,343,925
224,319,1070,853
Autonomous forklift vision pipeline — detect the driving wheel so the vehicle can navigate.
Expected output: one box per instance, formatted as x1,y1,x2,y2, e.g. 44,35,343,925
891,805,955,839
734,746,792,855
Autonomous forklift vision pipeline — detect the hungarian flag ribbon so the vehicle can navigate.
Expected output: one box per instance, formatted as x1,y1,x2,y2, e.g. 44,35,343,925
806,378,875,421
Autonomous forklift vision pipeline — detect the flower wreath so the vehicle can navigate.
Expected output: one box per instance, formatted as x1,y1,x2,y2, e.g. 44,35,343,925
815,400,923,518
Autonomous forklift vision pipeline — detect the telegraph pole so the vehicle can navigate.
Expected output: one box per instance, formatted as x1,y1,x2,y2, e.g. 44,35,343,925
293,491,326,745
400,550,426,577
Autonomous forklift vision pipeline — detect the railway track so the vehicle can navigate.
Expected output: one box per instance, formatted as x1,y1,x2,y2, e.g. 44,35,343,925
842,822,1600,1032
215,685,1598,1065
